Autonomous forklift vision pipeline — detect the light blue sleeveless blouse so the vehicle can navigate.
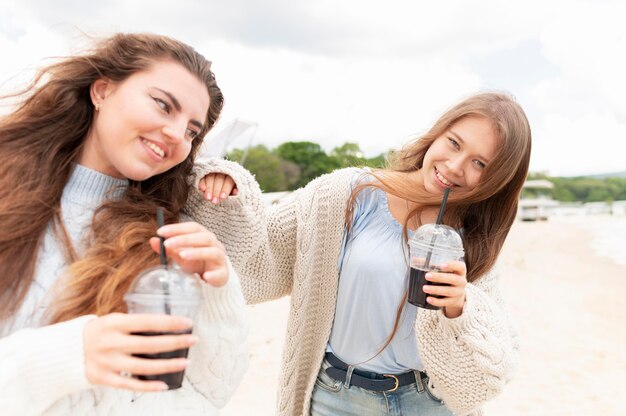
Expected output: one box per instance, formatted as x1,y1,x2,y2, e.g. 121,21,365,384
327,177,423,373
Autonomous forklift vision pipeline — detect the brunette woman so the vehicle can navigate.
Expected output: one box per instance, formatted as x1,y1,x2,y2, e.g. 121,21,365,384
0,33,247,415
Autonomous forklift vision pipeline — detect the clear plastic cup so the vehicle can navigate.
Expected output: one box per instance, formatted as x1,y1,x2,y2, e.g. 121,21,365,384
124,264,203,389
407,224,464,310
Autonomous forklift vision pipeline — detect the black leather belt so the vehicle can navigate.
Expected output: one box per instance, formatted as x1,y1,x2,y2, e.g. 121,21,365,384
324,352,427,393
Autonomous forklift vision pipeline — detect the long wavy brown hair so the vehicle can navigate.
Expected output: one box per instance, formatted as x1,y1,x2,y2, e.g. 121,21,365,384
345,92,531,351
0,33,224,324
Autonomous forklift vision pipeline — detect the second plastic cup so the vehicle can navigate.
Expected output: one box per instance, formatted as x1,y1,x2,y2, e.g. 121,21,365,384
124,264,203,389
408,224,464,310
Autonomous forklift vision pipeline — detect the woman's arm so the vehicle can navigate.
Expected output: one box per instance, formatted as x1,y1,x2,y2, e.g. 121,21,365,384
186,158,299,303
0,316,95,414
415,264,519,415
184,260,249,408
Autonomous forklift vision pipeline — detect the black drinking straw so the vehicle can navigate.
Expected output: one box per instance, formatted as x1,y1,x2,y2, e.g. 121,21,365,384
423,187,451,269
156,208,167,268
156,207,172,315
435,188,450,225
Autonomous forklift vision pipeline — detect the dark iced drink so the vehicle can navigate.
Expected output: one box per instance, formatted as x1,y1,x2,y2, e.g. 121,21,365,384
408,267,446,310
124,264,202,390
132,329,193,389
407,224,464,309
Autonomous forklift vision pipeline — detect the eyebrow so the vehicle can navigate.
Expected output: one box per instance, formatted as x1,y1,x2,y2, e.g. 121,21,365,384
155,88,204,130
448,129,492,163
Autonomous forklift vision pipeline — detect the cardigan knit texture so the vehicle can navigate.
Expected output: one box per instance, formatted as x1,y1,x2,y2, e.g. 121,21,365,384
0,164,249,416
188,158,520,416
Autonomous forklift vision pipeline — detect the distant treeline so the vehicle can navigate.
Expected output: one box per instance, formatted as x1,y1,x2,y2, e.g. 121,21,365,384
226,141,386,192
525,173,626,203
226,141,626,202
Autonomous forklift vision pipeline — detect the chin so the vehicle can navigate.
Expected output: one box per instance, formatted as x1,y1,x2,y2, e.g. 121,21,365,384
122,170,159,182
425,185,443,195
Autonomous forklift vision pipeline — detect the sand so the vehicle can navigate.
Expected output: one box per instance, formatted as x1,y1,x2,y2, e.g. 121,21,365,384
222,216,626,415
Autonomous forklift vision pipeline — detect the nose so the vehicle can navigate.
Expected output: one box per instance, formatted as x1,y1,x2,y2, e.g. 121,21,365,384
161,121,186,144
445,157,464,177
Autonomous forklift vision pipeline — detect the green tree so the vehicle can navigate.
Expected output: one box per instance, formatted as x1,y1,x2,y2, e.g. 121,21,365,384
279,159,301,190
529,173,626,203
364,153,388,169
606,178,626,200
227,145,288,192
330,142,366,167
276,141,340,188
552,187,575,202
587,187,611,202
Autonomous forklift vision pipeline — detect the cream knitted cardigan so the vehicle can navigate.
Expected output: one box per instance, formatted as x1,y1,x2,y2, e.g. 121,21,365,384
188,158,519,416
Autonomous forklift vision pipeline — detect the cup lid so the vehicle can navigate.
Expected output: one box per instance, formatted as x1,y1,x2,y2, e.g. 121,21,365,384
409,223,464,253
124,264,203,305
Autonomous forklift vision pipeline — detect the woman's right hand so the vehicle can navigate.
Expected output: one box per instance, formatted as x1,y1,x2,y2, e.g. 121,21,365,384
198,173,238,204
83,313,197,391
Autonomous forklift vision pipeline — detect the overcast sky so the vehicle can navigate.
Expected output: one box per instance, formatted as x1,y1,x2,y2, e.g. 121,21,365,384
1,0,625,176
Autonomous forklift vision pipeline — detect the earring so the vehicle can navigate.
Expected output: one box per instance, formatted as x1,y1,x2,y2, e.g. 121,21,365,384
94,103,100,111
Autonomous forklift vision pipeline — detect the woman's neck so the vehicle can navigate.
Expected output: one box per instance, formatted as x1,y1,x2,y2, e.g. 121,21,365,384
386,193,438,230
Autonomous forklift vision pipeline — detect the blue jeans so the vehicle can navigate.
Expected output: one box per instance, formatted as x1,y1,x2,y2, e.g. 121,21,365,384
310,359,454,416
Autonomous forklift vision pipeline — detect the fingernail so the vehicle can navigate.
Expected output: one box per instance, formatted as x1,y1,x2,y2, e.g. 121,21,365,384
425,273,432,279
205,192,212,201
181,317,193,327
220,192,226,199
423,285,430,293
440,263,448,269
179,250,188,258
212,197,219,204
158,383,169,391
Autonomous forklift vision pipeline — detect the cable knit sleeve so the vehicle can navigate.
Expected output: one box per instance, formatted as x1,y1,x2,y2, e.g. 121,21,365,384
0,315,95,415
184,260,249,408
186,157,299,303
415,264,519,416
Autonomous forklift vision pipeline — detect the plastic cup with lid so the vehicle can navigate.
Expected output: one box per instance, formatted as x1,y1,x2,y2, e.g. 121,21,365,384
407,223,464,310
124,264,203,389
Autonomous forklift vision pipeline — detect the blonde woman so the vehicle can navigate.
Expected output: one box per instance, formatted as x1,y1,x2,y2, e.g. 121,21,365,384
194,92,530,415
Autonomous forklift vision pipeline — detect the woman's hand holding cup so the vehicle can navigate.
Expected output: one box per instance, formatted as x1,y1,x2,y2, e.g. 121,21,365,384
422,260,468,318
83,313,196,391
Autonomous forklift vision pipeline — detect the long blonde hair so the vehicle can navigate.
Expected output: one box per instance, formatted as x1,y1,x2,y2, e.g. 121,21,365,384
0,33,224,323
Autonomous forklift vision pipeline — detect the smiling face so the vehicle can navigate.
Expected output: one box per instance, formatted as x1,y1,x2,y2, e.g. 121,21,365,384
79,60,210,180
418,116,498,195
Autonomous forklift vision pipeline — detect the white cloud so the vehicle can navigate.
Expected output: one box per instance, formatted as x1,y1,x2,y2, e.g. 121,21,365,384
205,40,483,155
533,112,626,176
1,0,625,175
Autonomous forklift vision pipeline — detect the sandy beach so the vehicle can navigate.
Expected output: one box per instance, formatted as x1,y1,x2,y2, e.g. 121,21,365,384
222,216,626,416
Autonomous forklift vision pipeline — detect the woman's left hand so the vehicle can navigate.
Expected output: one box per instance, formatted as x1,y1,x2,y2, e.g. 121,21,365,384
422,260,467,318
150,222,228,287
198,173,238,204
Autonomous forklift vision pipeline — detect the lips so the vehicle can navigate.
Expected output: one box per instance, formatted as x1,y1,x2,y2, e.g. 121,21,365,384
434,167,456,188
141,138,167,159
